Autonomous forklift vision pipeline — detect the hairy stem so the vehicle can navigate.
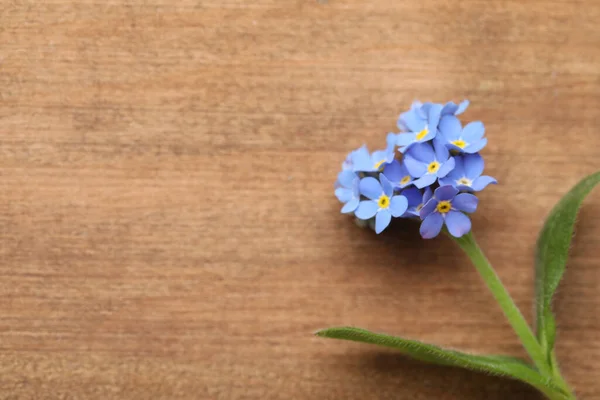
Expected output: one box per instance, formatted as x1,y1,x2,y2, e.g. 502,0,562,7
453,232,577,399
453,232,552,376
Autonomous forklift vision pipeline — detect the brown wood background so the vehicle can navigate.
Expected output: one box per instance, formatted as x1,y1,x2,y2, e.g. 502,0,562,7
1,0,600,399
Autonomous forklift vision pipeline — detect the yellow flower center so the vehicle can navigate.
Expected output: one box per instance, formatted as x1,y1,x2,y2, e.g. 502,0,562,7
427,161,440,174
416,204,423,212
415,127,429,141
436,200,452,214
374,160,386,171
451,139,467,149
400,175,411,185
458,177,472,186
378,195,390,209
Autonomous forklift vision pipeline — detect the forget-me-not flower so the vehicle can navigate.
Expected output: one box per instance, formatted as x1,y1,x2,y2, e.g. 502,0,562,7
351,134,396,172
334,170,360,213
355,174,408,234
402,187,433,217
419,185,478,239
439,154,497,192
441,100,469,117
383,159,414,190
395,102,443,153
333,99,496,238
403,141,456,189
438,116,487,154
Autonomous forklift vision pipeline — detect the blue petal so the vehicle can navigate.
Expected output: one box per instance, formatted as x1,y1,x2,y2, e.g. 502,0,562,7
398,143,416,154
464,138,488,154
462,121,485,142
413,174,437,189
455,100,469,115
359,177,383,200
446,143,467,154
437,176,454,188
355,200,378,220
386,132,397,149
399,160,411,176
335,187,353,202
351,178,360,197
389,195,408,217
433,138,450,162
419,129,436,142
422,187,433,204
351,146,373,172
427,103,443,133
396,132,416,146
371,149,392,168
414,101,427,118
452,193,478,213
403,155,428,177
401,187,422,207
445,211,472,238
406,142,434,163
441,102,458,116
438,178,470,192
434,185,458,201
399,179,413,189
397,113,409,131
463,153,484,179
472,175,497,191
457,184,474,192
351,145,369,161
375,209,392,234
398,161,412,185
446,155,465,179
383,159,403,182
420,213,444,239
341,197,360,213
398,110,425,132
337,170,356,188
379,174,394,197
419,198,438,219
438,115,462,141
437,157,455,178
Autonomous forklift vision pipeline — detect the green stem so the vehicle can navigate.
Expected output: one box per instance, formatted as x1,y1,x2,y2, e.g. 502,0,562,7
550,351,575,398
452,232,553,377
453,232,577,399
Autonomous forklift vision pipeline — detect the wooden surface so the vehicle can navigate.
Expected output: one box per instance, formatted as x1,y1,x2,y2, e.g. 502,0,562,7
1,1,600,399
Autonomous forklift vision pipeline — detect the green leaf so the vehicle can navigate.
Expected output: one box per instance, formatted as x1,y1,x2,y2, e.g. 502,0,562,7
535,171,600,363
316,326,569,399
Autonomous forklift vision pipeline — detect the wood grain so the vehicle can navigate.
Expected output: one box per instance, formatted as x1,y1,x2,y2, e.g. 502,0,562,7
1,0,600,398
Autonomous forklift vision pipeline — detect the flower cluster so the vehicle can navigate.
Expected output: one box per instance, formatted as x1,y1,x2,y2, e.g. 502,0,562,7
334,100,496,238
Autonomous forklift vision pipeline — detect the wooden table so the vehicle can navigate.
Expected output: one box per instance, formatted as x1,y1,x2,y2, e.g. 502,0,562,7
2,1,599,399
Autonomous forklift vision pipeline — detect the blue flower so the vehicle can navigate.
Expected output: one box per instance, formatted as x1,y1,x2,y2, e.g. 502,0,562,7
441,100,469,116
355,174,408,234
351,134,396,172
419,185,478,239
382,159,414,190
438,116,487,154
334,170,360,213
402,186,433,217
439,154,497,192
403,141,456,189
395,102,443,153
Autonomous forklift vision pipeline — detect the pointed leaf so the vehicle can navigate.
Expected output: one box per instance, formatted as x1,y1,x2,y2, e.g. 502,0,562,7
316,326,569,399
535,171,600,361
